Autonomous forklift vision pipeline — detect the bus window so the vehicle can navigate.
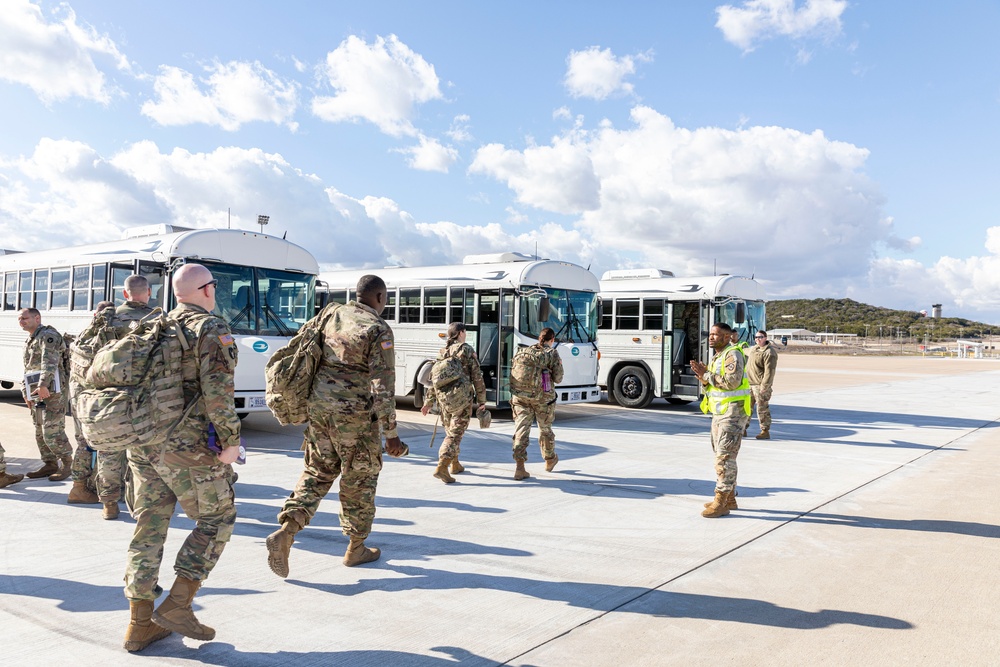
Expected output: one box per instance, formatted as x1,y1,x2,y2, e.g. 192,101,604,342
111,265,132,306
449,288,465,323
599,298,613,330
399,288,420,323
3,272,14,310
19,270,32,309
33,269,49,310
258,268,313,334
50,269,70,309
519,288,598,344
72,266,90,310
92,264,107,307
642,299,664,330
423,288,446,324
211,264,256,334
615,299,639,330
382,289,396,321
138,262,165,310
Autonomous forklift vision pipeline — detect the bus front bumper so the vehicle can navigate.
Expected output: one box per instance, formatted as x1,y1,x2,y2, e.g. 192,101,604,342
555,385,602,404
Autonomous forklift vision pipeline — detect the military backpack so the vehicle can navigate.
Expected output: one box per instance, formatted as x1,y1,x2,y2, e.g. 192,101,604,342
264,304,338,426
429,345,472,415
75,309,196,452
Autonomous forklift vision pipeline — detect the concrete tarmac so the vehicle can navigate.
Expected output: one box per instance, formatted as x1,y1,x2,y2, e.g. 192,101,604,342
1,355,998,666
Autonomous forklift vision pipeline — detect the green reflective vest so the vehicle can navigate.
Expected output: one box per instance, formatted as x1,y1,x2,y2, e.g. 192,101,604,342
700,344,752,416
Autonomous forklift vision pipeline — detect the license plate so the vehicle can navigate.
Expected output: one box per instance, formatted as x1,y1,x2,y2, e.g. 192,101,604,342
570,391,581,401
248,396,267,409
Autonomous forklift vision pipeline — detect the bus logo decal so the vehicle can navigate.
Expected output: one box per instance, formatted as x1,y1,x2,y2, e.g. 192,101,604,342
252,340,269,353
571,346,579,356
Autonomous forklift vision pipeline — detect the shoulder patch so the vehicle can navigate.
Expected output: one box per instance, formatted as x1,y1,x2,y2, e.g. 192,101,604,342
218,333,234,346
380,339,394,350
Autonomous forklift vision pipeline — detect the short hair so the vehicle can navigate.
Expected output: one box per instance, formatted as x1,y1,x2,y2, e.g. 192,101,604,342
20,307,40,318
539,327,556,344
124,274,150,294
95,300,115,312
757,330,768,337
356,274,386,299
712,322,734,333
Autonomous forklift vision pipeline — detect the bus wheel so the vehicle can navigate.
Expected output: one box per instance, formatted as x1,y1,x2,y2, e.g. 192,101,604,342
612,366,653,409
0,381,13,389
237,412,248,420
666,397,692,406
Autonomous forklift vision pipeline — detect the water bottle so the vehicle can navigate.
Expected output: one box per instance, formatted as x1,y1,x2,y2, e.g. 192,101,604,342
208,423,246,464
541,370,552,392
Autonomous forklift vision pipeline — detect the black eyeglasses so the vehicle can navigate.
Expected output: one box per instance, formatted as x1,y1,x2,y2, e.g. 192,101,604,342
755,335,766,339
198,279,218,290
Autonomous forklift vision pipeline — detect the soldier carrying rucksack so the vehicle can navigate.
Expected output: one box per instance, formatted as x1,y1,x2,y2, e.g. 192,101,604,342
420,322,487,484
509,327,564,480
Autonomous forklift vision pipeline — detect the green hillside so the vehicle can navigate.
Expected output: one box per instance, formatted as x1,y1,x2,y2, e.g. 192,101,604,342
766,298,999,340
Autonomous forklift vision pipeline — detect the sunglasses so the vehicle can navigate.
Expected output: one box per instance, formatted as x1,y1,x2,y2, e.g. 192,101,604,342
198,279,219,290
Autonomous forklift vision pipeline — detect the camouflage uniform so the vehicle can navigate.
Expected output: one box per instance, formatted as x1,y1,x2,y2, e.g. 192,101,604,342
509,344,564,462
23,324,71,464
124,302,240,601
701,346,751,494
747,339,779,431
277,301,397,540
423,342,486,462
69,420,97,492
0,442,8,474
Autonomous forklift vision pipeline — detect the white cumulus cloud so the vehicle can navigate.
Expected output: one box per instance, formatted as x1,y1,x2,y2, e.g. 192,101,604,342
141,61,300,131
395,135,458,173
311,34,443,137
716,0,847,53
564,46,651,100
0,0,130,104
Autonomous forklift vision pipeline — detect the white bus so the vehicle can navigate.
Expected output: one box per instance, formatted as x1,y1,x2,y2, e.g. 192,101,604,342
0,224,318,415
317,252,602,409
597,269,766,408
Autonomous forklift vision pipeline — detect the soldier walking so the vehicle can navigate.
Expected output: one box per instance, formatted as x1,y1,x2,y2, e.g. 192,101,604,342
690,322,751,518
19,308,72,482
266,274,406,578
747,330,779,440
122,264,242,652
509,327,564,480
0,442,24,489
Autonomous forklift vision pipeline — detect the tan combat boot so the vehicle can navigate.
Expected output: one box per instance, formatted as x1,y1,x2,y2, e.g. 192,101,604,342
265,521,300,578
26,461,58,479
103,500,120,520
701,490,731,518
514,460,530,480
48,454,74,481
152,576,215,641
343,536,380,567
0,472,24,488
704,489,738,510
755,429,770,440
450,459,465,474
433,458,456,484
123,599,171,652
68,480,100,504
544,454,559,472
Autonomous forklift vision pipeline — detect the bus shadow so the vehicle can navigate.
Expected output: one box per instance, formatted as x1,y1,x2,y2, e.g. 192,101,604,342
776,404,998,431
740,509,1000,538
140,643,496,667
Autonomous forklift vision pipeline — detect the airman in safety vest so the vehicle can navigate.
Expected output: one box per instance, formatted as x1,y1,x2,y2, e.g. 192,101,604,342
690,322,751,518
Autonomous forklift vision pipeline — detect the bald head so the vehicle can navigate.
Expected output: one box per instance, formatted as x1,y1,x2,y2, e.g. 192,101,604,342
172,264,216,310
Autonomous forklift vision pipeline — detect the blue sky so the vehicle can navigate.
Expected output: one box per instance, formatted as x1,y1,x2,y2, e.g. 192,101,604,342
2,0,1000,322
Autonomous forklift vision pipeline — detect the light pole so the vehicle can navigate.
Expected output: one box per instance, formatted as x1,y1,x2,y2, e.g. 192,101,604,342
257,214,270,233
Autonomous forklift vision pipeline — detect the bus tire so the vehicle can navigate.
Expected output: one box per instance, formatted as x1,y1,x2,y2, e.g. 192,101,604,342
666,397,692,406
237,412,248,420
611,365,654,409
0,381,12,389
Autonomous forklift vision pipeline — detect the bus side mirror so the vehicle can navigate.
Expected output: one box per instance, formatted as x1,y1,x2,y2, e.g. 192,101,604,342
538,297,551,321
735,303,745,324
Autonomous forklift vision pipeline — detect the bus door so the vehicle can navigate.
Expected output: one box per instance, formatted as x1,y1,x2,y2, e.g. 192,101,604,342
699,300,711,364
110,262,136,306
138,261,168,309
473,290,501,403
660,302,674,397
499,291,515,405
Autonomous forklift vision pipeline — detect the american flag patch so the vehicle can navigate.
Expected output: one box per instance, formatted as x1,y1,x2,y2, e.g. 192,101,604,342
218,334,234,346
380,340,394,350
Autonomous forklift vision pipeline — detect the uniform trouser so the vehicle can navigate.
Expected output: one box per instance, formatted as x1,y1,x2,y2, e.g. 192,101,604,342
0,442,7,475
710,405,750,494
278,410,383,540
124,445,237,601
438,400,473,462
30,393,71,463
750,385,772,430
97,450,128,501
511,396,556,462
70,413,96,489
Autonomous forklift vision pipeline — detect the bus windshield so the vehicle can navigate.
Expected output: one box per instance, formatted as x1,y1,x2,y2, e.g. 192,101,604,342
519,288,598,344
716,299,766,345
207,262,315,336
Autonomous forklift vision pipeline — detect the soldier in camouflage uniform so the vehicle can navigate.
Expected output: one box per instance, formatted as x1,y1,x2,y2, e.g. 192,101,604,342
97,278,155,519
121,264,242,653
18,308,73,482
509,327,564,480
0,442,24,489
266,274,407,578
690,322,751,518
421,322,487,484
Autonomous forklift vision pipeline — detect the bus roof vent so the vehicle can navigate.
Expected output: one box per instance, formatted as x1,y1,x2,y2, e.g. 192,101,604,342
122,224,196,239
601,268,674,280
462,252,535,264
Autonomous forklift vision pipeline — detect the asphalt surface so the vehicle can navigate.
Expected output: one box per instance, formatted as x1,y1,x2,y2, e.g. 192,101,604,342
1,354,998,666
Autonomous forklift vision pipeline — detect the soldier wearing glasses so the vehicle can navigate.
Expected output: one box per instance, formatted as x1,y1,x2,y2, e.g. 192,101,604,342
747,330,779,440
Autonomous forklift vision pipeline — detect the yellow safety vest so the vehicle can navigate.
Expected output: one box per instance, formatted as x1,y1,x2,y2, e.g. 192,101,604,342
700,344,752,416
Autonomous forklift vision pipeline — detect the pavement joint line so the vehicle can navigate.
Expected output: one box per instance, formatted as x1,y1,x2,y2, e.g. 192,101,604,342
499,414,1000,666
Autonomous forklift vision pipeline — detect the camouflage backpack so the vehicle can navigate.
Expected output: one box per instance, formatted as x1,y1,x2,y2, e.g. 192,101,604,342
68,308,123,410
75,310,196,452
264,304,338,426
510,345,543,395
430,346,472,414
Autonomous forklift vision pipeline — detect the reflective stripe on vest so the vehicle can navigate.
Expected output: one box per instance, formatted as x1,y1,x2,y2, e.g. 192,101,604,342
700,344,752,416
